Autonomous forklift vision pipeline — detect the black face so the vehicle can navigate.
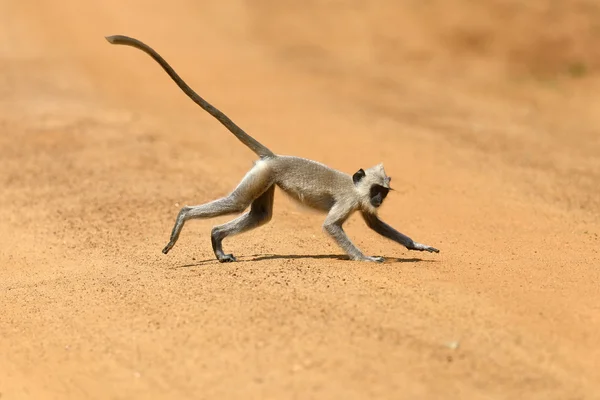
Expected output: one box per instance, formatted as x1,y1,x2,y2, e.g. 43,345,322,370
370,184,389,208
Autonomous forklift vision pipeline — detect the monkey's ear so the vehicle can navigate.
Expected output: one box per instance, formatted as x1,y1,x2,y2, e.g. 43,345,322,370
353,168,366,184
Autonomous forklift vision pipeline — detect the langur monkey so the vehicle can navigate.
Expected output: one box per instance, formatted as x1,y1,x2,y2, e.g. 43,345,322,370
106,35,440,262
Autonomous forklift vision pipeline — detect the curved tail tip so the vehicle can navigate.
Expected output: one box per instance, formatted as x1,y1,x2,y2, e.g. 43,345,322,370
105,35,118,44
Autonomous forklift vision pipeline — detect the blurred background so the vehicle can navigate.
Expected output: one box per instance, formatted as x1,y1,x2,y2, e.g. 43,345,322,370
1,1,599,399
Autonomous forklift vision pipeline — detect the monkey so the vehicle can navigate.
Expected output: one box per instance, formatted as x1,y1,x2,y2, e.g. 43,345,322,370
105,35,440,262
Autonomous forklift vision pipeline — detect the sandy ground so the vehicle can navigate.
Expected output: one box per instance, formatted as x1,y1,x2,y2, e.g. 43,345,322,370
1,1,600,399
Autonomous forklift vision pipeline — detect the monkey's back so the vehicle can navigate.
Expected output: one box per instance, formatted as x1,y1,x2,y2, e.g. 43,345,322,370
269,156,354,212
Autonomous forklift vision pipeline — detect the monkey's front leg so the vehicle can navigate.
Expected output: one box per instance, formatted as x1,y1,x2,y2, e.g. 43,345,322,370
323,206,384,262
361,212,439,253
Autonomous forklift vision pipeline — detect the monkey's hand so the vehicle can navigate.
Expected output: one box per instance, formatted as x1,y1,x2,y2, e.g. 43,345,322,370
412,242,440,253
361,213,440,255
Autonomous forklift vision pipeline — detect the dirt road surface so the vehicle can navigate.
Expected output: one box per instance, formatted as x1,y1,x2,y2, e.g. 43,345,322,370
1,1,599,399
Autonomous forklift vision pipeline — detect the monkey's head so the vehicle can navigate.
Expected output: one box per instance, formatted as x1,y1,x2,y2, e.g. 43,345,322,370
353,163,392,210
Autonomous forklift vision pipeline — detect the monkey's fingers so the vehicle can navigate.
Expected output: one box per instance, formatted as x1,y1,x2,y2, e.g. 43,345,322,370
413,242,440,253
217,254,237,263
423,246,439,253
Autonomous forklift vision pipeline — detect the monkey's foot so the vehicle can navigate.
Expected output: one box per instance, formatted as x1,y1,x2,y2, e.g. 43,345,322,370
217,254,237,263
352,255,385,263
162,242,174,254
413,243,440,253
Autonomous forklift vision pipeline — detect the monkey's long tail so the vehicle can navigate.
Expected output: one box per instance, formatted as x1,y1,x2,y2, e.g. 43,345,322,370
105,35,275,158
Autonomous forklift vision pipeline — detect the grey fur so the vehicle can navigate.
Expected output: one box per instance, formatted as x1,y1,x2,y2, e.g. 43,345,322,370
106,35,440,262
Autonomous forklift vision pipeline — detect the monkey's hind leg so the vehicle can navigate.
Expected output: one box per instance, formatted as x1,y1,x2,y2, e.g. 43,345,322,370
211,185,275,262
162,161,274,255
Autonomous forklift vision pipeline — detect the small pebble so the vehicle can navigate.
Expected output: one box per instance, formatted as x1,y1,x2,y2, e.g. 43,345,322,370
446,341,460,350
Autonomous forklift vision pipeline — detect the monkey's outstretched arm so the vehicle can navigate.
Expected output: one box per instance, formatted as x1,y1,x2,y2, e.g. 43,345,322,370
361,212,439,253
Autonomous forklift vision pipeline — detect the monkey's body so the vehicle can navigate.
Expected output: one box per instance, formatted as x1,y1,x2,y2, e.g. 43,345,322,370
106,35,440,262
272,156,349,212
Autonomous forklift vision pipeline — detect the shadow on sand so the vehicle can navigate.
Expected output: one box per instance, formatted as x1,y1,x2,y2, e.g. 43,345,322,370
172,253,435,268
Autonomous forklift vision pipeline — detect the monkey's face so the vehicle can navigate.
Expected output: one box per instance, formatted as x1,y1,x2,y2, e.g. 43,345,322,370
369,183,389,207
353,163,392,209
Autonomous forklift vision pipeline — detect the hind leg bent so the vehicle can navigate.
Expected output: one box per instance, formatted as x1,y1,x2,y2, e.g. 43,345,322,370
162,160,273,254
211,185,275,262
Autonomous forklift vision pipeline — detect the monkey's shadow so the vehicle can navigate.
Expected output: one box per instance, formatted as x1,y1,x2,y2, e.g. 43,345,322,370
174,254,434,268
